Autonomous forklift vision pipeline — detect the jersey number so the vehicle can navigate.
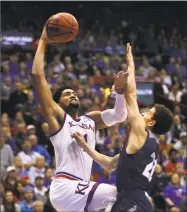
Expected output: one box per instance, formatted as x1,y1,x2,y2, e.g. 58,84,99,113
142,152,157,182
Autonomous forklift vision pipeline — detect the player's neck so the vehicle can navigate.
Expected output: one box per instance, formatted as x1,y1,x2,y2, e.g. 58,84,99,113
70,113,79,120
66,108,79,120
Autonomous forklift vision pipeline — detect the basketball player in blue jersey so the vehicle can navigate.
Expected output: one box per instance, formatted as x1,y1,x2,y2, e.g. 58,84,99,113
73,43,174,212
31,27,129,212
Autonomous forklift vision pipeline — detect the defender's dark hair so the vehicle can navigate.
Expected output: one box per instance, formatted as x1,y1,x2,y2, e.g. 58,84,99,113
53,86,73,103
152,104,173,135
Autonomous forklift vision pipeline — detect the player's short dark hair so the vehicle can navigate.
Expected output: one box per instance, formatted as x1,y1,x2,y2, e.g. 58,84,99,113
53,86,73,103
152,104,173,135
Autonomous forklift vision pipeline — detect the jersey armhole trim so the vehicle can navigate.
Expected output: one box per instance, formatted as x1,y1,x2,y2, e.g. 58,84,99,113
49,113,67,138
84,114,97,133
125,129,149,155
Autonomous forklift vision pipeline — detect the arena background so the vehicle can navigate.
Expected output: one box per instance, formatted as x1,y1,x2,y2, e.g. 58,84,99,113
0,1,187,212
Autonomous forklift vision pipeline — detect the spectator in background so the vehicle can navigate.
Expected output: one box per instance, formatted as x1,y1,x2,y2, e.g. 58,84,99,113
0,190,21,212
168,84,183,103
43,168,54,189
28,156,46,185
1,126,16,153
14,123,26,152
28,135,51,165
34,176,47,204
25,52,33,72
8,53,20,75
13,156,28,180
1,64,12,81
48,54,65,77
172,115,185,139
38,122,54,157
1,76,12,114
165,148,181,176
8,82,28,118
150,164,169,197
18,62,29,84
173,131,187,156
4,166,18,195
13,112,26,128
33,200,44,212
27,125,36,136
138,57,154,78
164,173,186,208
0,136,14,172
103,125,122,156
166,57,177,76
19,186,34,212
176,57,187,83
15,182,24,203
159,135,172,153
18,139,41,170
22,91,38,125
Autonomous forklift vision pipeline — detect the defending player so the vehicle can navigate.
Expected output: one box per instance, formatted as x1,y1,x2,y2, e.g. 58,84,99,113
73,44,174,212
32,27,128,212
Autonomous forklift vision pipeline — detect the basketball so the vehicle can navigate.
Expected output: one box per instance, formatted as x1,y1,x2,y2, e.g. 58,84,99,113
46,13,79,43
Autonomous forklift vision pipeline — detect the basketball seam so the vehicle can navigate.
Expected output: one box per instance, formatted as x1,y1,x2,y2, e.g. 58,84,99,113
49,32,72,37
67,32,72,41
48,23,75,31
46,20,54,40
59,14,77,27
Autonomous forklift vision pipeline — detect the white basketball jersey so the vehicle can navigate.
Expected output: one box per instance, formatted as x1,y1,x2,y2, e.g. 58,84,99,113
50,113,96,181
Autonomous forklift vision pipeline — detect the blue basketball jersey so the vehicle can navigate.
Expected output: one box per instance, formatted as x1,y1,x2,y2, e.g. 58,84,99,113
116,129,159,193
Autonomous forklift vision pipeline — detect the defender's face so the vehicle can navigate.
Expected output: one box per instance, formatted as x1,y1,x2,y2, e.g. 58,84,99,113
141,107,156,128
59,89,80,109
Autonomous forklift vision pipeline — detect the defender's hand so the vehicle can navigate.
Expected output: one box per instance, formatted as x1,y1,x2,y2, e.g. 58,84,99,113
126,43,134,68
72,132,87,150
113,71,129,94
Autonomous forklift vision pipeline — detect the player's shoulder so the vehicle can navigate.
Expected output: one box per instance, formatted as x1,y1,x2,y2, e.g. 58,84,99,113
81,114,96,123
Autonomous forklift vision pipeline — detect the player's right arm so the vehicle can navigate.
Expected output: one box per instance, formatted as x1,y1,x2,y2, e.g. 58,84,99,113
124,44,147,144
72,132,119,171
32,28,64,135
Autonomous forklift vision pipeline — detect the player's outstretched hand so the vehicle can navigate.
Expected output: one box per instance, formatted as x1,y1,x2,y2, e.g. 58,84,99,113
126,43,134,68
113,71,129,91
72,132,87,150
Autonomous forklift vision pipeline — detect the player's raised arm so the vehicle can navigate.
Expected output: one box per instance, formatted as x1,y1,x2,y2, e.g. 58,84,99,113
32,27,64,135
72,132,119,171
124,44,146,137
87,72,128,129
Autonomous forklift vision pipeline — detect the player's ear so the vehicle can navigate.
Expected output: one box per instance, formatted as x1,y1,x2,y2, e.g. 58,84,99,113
148,120,156,127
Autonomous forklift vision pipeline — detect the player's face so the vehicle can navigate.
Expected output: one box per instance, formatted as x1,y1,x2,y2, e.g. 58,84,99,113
59,89,80,110
141,107,156,128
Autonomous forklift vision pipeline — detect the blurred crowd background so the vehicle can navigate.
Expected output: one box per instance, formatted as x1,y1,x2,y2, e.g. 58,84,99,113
1,2,187,212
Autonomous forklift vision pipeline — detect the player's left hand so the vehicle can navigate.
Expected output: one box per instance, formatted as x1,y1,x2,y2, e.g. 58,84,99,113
113,71,129,93
72,132,87,150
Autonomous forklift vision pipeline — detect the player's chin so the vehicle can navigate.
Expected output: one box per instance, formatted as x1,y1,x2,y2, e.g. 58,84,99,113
69,102,80,108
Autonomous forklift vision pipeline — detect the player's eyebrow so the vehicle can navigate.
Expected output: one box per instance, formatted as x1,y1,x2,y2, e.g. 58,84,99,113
63,92,71,95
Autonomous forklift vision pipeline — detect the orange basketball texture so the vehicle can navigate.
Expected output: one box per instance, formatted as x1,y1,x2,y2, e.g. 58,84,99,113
46,13,79,43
